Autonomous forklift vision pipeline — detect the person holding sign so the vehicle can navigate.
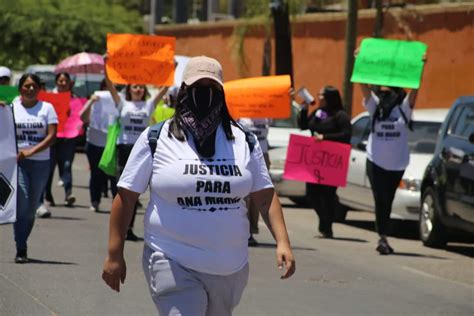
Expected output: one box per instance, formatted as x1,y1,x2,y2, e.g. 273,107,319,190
297,86,351,238
80,79,119,212
104,72,168,241
355,48,426,255
11,74,58,263
102,56,295,315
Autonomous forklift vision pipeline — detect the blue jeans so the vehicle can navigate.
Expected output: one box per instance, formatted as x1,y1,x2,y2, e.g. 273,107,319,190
86,142,117,204
46,138,76,199
15,159,50,251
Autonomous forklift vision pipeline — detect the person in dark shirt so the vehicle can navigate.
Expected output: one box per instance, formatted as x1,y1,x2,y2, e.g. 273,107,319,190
298,86,351,238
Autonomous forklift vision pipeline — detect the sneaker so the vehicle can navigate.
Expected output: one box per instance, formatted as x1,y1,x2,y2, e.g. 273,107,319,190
65,195,76,207
57,180,64,187
89,202,100,212
248,235,259,247
36,204,51,218
15,249,28,264
376,238,394,255
126,229,139,242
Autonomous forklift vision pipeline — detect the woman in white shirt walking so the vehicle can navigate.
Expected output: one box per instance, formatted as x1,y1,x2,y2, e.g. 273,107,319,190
102,56,295,315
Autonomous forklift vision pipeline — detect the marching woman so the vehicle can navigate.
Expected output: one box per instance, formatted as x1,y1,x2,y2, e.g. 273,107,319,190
356,49,426,255
102,56,295,315
104,72,168,241
79,79,118,212
298,86,351,238
12,74,58,263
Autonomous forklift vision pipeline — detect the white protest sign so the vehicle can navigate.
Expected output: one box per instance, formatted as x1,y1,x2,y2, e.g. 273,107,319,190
90,91,119,132
0,105,17,224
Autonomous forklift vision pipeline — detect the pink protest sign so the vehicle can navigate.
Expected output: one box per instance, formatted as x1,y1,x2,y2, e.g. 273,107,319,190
57,98,87,138
283,134,351,187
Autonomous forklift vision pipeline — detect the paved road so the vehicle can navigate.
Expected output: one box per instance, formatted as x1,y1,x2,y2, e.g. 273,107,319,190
1,153,473,315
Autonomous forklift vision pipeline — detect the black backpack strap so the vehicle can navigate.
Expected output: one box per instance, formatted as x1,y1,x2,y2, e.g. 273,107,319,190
398,105,413,131
236,123,257,153
147,121,166,156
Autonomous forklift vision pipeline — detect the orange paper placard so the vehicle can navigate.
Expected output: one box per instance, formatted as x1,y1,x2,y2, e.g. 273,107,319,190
106,33,176,86
38,91,71,134
224,75,291,119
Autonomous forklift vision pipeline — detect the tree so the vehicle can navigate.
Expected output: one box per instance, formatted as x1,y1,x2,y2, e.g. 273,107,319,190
0,0,144,70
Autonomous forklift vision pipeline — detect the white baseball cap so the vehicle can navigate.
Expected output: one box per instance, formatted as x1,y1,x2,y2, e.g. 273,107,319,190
0,66,11,78
183,56,223,87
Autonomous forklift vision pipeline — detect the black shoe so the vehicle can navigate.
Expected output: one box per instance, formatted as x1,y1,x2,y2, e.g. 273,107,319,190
376,238,393,255
126,229,139,241
318,229,334,239
15,249,29,264
248,235,259,247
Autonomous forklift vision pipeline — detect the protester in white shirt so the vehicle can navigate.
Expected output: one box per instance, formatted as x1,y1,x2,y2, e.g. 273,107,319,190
102,56,295,315
238,117,271,246
80,79,119,212
11,74,58,263
104,73,168,241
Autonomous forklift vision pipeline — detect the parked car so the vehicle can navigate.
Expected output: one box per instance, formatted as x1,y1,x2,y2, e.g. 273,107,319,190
268,108,449,222
24,64,56,90
419,97,474,247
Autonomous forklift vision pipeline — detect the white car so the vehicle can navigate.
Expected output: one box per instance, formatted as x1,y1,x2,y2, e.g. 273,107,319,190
268,108,449,221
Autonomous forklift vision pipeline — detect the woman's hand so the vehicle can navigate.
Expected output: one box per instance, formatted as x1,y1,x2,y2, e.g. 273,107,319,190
102,255,126,292
17,149,34,161
314,134,324,142
276,242,295,279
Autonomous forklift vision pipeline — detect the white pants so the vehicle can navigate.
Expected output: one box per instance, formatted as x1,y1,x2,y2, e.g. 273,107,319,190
142,244,249,316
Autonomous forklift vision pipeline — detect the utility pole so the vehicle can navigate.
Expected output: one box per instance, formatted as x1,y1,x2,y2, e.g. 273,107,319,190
271,0,294,87
373,0,384,38
342,0,358,117
149,0,156,34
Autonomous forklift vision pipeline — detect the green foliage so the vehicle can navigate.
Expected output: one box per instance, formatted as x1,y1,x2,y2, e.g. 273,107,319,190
0,0,144,70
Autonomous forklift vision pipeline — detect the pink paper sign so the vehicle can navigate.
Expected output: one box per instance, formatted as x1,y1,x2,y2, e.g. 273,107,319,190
283,134,351,187
57,98,87,138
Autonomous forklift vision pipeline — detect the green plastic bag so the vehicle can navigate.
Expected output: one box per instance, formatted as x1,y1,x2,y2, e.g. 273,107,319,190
99,121,121,177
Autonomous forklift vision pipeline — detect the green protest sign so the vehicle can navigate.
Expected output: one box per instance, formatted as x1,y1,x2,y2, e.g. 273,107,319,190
351,38,427,89
0,86,19,104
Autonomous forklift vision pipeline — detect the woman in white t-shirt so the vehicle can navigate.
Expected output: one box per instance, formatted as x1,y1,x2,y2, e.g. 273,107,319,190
360,83,419,255
102,56,295,315
79,79,119,212
12,74,58,263
105,75,168,241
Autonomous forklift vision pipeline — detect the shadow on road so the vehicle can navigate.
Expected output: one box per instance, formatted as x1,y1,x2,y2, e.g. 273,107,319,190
25,258,77,265
328,237,368,243
343,219,419,240
47,216,86,221
252,242,316,251
390,252,447,259
444,245,474,258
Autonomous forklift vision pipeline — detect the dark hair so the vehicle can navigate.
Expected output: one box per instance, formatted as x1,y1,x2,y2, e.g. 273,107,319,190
99,79,107,90
55,72,71,83
168,82,240,142
322,86,344,113
125,84,148,101
18,73,42,90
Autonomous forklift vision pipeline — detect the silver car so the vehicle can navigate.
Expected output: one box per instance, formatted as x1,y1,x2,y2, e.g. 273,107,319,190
268,108,449,221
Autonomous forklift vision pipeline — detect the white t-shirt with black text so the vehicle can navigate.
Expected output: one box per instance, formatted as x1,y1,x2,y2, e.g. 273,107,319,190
117,97,155,145
117,122,273,275
364,92,412,171
13,99,58,161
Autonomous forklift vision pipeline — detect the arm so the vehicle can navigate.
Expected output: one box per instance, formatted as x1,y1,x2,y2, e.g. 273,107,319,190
359,83,372,101
407,89,418,109
102,187,139,292
149,86,169,109
18,124,57,161
250,188,296,279
79,95,99,124
104,72,121,106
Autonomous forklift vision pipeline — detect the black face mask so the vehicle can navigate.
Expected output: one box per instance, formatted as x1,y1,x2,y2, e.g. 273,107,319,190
186,86,223,120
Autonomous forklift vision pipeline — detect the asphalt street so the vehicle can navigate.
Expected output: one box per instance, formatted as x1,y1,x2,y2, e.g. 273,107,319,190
0,152,473,316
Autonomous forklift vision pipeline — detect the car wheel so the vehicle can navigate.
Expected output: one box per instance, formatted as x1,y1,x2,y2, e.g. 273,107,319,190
419,187,447,248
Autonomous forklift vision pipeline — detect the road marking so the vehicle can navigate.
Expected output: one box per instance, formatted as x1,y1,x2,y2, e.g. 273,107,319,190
0,273,58,316
402,266,474,289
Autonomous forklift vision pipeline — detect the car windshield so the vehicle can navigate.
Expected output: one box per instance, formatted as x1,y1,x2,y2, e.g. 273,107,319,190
408,121,442,154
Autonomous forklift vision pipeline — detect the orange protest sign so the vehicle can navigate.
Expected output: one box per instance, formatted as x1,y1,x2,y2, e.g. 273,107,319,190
224,75,291,119
106,33,176,86
38,91,71,134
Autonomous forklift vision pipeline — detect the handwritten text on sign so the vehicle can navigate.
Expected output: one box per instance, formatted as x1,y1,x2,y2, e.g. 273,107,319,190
351,38,427,89
38,91,71,134
106,33,176,86
224,75,291,119
283,134,351,187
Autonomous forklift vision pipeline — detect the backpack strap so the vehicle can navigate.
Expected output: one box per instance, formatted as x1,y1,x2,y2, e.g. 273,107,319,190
147,121,166,156
236,123,257,153
397,105,413,131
